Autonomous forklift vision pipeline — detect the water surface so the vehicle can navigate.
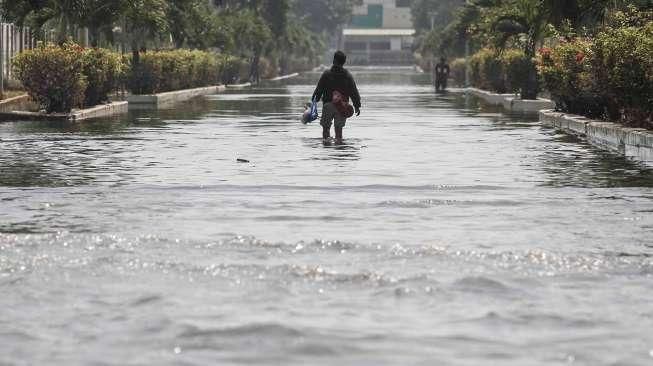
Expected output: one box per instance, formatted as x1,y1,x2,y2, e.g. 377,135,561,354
1,71,652,365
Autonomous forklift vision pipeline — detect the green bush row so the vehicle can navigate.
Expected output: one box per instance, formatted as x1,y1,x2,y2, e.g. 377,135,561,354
13,43,249,113
469,48,532,94
13,42,123,113
128,49,234,95
539,22,653,127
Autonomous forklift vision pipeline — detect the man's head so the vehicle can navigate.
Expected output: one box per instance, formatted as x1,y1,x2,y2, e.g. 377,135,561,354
333,51,347,66
440,57,446,63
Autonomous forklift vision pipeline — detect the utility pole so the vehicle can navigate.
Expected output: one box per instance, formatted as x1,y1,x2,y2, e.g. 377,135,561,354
464,0,470,88
1,22,4,99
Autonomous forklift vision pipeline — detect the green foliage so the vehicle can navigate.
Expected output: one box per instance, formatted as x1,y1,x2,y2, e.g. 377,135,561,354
293,0,363,34
592,21,652,126
502,49,531,94
128,50,222,95
81,47,123,106
539,20,653,127
13,42,87,113
217,54,248,85
449,58,467,86
470,48,506,93
468,48,532,94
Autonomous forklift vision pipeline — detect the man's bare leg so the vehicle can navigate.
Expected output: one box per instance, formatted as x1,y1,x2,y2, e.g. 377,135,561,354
323,125,331,139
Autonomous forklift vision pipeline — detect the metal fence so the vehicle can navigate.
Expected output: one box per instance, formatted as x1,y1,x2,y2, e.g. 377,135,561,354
1,22,35,84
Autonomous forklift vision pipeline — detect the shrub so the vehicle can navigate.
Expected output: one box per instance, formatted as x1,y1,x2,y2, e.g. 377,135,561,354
82,48,123,106
539,38,605,118
128,50,222,95
13,42,87,113
592,22,653,127
539,21,652,128
218,54,248,84
450,58,466,86
259,57,278,79
502,49,530,94
469,48,506,93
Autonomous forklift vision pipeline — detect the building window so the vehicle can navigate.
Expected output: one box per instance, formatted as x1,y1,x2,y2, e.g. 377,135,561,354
370,41,391,51
345,42,367,51
396,0,412,7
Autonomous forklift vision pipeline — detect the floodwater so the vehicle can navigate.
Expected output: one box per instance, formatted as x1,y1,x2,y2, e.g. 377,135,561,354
1,70,652,365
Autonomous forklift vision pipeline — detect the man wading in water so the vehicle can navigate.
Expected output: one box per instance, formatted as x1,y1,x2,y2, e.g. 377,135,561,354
434,57,450,92
312,51,361,141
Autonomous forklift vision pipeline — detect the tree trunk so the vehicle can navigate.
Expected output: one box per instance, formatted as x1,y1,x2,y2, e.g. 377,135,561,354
249,50,261,84
520,38,539,100
89,25,100,47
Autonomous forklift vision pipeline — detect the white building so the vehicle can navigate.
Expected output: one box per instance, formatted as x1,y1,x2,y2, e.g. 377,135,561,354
341,0,415,65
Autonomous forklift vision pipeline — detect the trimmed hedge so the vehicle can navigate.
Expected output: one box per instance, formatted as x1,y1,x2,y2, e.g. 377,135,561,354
450,58,466,86
128,50,222,95
539,21,653,128
82,47,124,106
469,48,531,94
13,42,124,113
13,42,88,113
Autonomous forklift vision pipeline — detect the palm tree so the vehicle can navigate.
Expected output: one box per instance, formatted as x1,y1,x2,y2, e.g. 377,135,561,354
492,0,549,99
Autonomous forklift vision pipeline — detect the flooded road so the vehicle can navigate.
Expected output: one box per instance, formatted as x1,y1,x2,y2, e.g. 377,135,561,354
1,70,653,365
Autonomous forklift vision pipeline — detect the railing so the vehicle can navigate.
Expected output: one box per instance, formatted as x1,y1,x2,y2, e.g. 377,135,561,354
1,22,35,84
345,50,415,66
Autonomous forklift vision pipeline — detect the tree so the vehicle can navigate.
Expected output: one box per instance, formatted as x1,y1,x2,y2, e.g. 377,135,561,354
121,0,168,64
293,0,363,34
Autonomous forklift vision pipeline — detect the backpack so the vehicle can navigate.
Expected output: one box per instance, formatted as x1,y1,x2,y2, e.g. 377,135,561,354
332,90,354,118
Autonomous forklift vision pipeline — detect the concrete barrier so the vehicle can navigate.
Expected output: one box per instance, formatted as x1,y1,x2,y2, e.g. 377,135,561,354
0,94,36,113
225,82,252,89
0,101,128,122
265,73,299,82
128,85,225,107
540,109,653,166
503,97,554,112
466,88,554,113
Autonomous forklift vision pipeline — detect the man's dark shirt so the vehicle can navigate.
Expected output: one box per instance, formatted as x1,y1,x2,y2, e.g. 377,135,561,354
435,63,450,80
312,65,361,109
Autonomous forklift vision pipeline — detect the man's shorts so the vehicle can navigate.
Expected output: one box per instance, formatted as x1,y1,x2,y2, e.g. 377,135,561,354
320,102,347,129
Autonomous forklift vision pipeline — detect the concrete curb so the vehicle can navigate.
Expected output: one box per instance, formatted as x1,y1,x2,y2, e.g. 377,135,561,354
128,85,225,107
540,109,653,165
0,94,35,113
225,82,252,89
466,88,554,113
0,101,128,122
265,73,299,82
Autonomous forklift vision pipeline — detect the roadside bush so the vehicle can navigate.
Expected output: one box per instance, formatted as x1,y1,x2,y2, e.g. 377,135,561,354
538,39,604,118
470,48,506,93
450,58,466,86
13,42,87,113
539,20,652,128
218,54,248,84
128,50,221,95
592,22,653,127
259,57,278,79
502,50,530,95
82,48,123,106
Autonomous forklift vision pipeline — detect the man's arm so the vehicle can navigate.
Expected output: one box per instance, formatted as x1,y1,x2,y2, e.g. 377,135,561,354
349,73,361,114
312,72,327,102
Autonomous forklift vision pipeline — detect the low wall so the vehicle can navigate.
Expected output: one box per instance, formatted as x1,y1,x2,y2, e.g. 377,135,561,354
265,73,299,82
540,110,653,165
225,82,252,89
128,85,225,107
0,101,128,122
466,88,554,113
0,94,37,113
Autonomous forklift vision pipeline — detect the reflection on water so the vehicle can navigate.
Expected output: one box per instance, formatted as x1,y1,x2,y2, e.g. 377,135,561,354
1,71,653,366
